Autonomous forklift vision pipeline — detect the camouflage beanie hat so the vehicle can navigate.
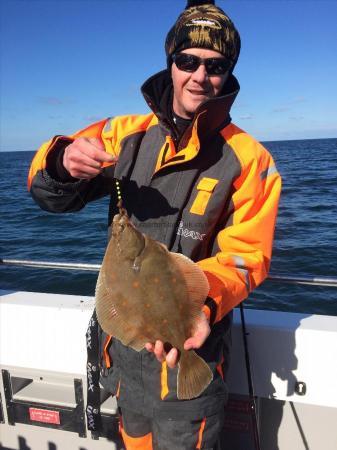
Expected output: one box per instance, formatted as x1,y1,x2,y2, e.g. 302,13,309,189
165,0,241,67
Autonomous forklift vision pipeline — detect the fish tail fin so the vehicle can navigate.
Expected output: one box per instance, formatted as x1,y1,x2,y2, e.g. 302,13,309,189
177,350,213,400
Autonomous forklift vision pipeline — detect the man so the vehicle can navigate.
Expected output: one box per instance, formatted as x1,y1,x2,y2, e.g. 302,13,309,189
28,1,281,448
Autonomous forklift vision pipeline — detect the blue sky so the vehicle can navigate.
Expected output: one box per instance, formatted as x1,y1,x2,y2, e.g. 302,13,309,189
1,0,337,151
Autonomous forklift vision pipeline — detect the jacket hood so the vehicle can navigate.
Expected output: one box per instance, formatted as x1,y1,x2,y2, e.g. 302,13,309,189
141,69,240,138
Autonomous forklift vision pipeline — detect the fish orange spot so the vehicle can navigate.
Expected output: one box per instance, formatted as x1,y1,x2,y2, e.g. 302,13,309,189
172,277,177,283
162,319,168,324
122,300,128,306
145,303,151,308
133,281,140,288
154,277,159,284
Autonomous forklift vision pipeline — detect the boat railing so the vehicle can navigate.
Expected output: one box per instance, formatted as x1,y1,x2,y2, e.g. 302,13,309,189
1,258,337,287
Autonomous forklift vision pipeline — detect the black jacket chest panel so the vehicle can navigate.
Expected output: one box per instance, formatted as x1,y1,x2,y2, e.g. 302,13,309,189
113,130,149,181
111,128,241,257
175,138,241,260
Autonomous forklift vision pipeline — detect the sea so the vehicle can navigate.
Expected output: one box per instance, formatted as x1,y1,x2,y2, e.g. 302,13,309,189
0,138,336,316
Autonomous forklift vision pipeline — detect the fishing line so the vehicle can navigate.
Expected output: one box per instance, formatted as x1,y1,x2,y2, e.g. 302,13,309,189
72,185,107,235
72,171,121,235
239,302,261,450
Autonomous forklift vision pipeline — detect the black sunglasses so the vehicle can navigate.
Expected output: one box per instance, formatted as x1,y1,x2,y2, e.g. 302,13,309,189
172,53,232,76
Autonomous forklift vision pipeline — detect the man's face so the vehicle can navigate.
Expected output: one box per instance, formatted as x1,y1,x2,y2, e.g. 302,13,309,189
171,48,229,119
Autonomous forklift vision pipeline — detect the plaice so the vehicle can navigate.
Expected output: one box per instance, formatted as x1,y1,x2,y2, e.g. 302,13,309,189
95,204,213,400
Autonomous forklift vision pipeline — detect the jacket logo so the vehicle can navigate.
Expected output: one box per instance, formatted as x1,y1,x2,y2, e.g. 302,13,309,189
177,221,205,241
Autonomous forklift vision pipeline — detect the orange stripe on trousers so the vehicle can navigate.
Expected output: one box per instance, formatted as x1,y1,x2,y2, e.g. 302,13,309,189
196,417,207,449
103,335,112,368
120,425,152,450
160,361,169,400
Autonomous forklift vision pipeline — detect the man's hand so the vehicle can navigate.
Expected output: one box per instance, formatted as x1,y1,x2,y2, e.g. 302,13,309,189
63,137,116,179
145,312,211,369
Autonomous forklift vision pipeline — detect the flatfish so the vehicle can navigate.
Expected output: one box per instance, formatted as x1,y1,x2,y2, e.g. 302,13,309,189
95,204,213,399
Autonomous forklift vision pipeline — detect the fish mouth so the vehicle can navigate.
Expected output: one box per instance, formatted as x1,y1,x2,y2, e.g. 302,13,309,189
112,203,130,234
112,214,128,235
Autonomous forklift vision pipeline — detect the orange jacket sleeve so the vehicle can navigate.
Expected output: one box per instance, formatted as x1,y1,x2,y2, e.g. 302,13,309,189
199,125,282,323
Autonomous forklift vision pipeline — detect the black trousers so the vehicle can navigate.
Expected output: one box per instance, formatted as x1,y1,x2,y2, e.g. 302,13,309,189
119,407,224,450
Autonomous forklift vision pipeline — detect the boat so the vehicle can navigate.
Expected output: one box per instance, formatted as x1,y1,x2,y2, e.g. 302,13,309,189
0,259,336,450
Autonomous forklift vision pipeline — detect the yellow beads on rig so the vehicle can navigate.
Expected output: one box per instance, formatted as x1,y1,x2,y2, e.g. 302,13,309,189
115,180,122,202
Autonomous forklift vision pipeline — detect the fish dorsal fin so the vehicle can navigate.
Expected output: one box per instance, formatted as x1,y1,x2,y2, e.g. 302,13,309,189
169,252,209,317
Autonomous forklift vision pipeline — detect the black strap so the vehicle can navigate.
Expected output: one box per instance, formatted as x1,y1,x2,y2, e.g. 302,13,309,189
239,303,261,450
85,309,102,433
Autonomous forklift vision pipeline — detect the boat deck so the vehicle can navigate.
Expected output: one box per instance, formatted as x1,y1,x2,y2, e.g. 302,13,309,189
0,290,336,450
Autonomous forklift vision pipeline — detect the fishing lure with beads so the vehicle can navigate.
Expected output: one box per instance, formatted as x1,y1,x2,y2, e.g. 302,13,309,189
114,179,124,214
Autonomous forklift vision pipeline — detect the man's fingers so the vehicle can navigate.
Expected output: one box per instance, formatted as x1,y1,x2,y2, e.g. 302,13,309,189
153,340,165,363
183,312,211,350
166,348,178,369
145,343,154,352
72,166,102,179
80,140,115,163
86,137,115,162
63,137,116,179
184,337,203,350
145,340,179,368
65,151,102,177
84,137,105,150
92,149,115,164
71,151,102,170
183,338,195,351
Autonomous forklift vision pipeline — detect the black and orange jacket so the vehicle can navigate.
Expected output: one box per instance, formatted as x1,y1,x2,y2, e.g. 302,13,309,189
28,70,281,418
